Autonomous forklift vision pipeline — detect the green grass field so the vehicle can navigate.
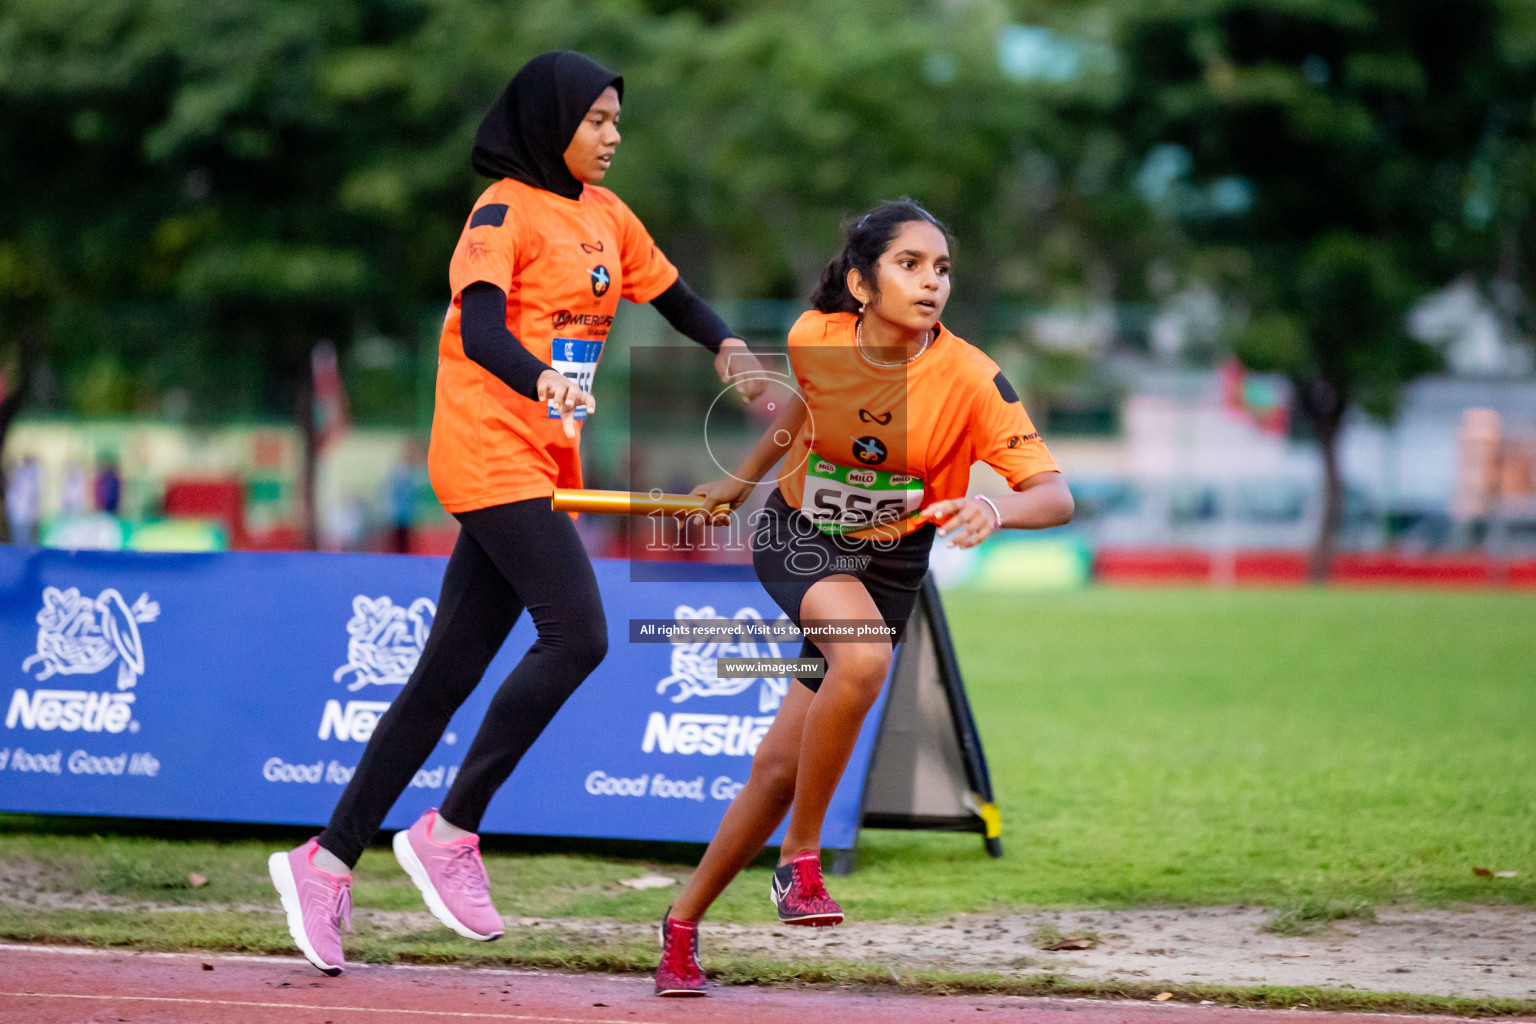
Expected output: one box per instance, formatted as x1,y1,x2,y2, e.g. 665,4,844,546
951,587,1534,912
1,588,1531,955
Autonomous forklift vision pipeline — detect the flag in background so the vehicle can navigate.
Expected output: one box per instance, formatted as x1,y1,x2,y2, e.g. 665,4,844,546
1219,359,1290,437
311,341,350,451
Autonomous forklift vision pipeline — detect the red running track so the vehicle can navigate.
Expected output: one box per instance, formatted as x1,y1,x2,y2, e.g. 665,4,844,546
1,945,1528,1024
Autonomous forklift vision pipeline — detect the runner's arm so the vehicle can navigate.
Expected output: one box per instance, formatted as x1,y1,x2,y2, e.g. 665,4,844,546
649,278,767,402
690,395,807,514
924,471,1073,549
928,367,1070,546
992,470,1074,528
460,282,553,401
462,282,590,437
648,278,734,354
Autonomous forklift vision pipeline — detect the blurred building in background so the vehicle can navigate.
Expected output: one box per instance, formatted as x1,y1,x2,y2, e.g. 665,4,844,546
4,289,1532,568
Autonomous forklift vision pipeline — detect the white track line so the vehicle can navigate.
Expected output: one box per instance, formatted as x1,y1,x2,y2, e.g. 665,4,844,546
0,943,548,976
0,992,667,1024
0,943,308,964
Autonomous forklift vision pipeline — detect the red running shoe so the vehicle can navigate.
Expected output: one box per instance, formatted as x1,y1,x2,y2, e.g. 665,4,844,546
770,852,844,926
653,913,706,997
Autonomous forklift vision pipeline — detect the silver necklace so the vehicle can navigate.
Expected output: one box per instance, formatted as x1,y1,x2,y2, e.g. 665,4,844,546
856,319,932,367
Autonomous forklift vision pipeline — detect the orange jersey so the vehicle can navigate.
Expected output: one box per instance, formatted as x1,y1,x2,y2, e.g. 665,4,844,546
775,311,1058,540
429,178,678,512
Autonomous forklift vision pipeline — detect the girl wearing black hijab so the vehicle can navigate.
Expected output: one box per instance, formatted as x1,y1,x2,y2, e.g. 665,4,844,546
269,50,763,977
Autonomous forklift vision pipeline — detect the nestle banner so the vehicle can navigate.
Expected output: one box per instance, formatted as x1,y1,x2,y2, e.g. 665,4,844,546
0,547,885,849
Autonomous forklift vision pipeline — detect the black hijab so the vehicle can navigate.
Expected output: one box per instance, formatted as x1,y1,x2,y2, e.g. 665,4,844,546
471,51,624,200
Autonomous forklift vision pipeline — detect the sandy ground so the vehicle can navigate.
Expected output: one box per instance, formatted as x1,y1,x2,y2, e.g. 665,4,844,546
694,905,1536,1001
2,866,1533,1002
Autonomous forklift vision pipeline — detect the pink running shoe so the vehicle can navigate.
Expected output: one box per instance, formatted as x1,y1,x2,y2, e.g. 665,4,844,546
392,808,504,941
770,851,844,926
267,838,352,976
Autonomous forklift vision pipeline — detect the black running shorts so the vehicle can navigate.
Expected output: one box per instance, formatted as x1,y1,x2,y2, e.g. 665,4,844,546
750,487,935,691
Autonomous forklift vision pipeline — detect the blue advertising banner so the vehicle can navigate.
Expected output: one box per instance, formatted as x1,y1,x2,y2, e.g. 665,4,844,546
0,547,886,849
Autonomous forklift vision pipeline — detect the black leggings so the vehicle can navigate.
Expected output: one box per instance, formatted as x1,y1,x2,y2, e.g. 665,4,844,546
317,498,607,867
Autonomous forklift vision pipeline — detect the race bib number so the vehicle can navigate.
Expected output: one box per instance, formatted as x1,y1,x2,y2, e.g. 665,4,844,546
802,457,925,535
547,338,603,420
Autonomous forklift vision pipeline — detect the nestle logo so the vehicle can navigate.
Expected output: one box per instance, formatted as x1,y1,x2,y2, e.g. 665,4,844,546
318,699,392,742
641,712,774,757
6,689,136,733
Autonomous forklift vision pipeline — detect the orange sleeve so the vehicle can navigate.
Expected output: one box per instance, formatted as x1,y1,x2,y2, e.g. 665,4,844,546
447,197,519,299
970,371,1060,488
610,194,679,303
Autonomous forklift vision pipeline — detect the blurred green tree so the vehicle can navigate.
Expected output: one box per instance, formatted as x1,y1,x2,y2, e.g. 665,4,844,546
1451,3,1536,354
1,0,1138,536
1110,0,1535,579
0,0,653,535
611,0,1141,328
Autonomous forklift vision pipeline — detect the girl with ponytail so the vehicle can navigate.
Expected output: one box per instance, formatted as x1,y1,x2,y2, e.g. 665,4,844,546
651,199,1075,996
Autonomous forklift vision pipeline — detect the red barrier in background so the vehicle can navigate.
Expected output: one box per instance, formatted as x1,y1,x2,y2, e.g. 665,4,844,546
162,479,244,546
240,521,459,555
1095,549,1536,588
231,533,1536,582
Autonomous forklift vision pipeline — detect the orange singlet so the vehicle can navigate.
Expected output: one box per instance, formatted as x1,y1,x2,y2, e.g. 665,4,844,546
775,311,1058,540
430,177,678,512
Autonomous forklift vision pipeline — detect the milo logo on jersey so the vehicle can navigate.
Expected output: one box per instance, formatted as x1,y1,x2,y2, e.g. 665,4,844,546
804,458,925,535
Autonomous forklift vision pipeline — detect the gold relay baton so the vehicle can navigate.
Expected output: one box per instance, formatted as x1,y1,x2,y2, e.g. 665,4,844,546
551,488,731,522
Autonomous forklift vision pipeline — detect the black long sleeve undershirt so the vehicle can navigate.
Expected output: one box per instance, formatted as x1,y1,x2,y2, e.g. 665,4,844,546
649,277,736,354
459,276,738,401
460,282,552,401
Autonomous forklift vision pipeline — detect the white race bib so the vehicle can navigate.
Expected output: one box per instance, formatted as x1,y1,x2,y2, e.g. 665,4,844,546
801,457,925,535
546,338,603,420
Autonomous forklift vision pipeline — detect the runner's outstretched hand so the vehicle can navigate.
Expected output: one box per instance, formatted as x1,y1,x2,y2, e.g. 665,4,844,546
536,369,595,439
922,497,995,549
715,338,768,403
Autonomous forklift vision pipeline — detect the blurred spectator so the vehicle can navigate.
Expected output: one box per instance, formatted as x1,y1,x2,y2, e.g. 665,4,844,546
385,438,426,554
323,495,367,552
6,457,40,544
94,458,122,515
61,461,90,517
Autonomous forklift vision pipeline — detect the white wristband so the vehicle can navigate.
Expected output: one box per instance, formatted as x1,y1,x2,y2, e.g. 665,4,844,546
975,494,1003,529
